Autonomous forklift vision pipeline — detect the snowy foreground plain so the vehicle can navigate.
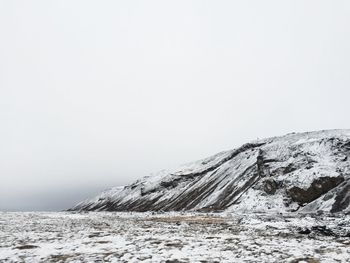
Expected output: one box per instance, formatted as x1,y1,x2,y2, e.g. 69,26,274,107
0,212,349,263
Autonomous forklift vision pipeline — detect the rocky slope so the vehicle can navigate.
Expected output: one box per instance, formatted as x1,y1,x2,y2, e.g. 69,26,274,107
70,130,350,213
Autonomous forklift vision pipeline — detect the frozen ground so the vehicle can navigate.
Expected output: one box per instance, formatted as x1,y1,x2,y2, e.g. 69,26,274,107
0,212,349,263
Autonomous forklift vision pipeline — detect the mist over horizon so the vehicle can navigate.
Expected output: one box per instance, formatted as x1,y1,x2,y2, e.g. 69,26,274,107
1,0,350,211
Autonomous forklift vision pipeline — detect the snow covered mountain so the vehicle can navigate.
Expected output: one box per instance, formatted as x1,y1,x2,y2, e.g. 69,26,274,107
70,130,350,213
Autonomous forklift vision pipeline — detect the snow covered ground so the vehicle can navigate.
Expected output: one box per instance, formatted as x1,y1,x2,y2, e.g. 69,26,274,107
0,212,349,262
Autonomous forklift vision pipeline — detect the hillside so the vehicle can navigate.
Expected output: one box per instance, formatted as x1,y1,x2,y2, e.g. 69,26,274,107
70,130,350,213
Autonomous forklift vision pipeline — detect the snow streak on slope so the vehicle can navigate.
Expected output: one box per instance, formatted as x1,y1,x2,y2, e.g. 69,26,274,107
71,130,350,213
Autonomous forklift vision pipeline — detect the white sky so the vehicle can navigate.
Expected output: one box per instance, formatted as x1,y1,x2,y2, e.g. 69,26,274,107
1,0,350,211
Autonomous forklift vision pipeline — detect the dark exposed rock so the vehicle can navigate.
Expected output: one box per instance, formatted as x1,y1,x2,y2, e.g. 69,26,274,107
283,163,297,174
290,258,320,263
287,176,344,204
165,260,187,263
15,245,39,250
331,180,350,213
298,228,311,235
298,225,337,237
311,225,336,236
263,179,278,195
257,150,267,177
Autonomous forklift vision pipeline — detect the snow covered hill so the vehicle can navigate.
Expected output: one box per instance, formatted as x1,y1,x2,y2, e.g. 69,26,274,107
70,130,350,213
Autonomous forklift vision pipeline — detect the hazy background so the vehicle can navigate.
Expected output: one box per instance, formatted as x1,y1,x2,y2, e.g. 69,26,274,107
1,0,349,211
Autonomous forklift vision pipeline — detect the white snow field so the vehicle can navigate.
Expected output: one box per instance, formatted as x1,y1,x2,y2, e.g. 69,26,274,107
0,211,349,263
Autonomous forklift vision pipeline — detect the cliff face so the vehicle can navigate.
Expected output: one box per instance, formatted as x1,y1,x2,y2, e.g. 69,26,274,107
70,130,350,213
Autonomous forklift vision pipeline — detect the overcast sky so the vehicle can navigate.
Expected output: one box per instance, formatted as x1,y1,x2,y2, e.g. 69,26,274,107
1,0,350,211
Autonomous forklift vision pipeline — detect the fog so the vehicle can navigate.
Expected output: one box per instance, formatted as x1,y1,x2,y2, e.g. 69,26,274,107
1,0,349,211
